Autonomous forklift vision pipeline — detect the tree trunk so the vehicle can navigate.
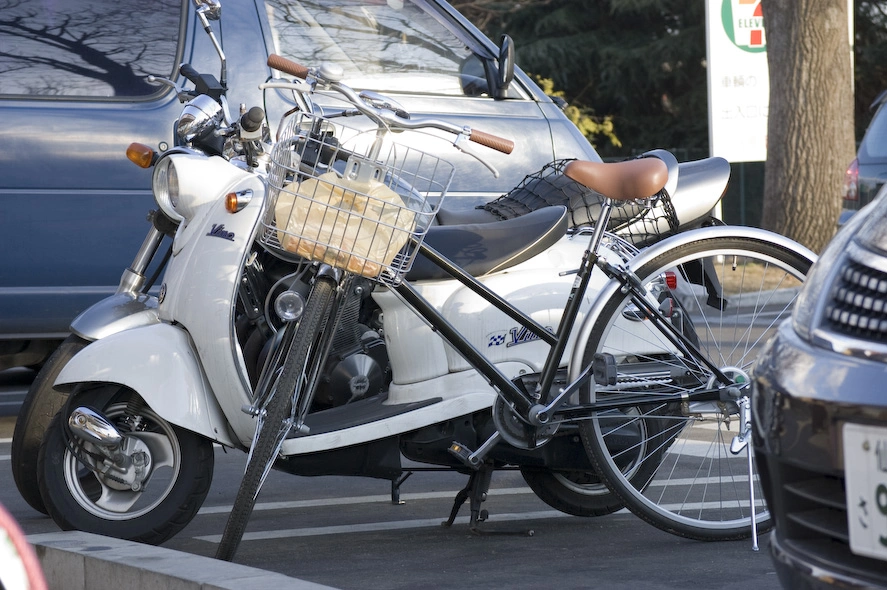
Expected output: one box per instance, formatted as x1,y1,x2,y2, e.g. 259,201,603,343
761,0,855,253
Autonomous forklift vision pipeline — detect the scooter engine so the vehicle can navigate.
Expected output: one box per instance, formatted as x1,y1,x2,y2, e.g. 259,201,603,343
313,327,390,409
313,281,390,409
235,251,391,410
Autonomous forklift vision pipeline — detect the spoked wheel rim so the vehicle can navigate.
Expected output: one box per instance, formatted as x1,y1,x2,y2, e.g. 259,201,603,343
579,237,811,539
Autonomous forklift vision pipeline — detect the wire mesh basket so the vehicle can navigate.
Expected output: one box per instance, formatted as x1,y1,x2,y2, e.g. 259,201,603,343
479,158,679,247
261,112,455,285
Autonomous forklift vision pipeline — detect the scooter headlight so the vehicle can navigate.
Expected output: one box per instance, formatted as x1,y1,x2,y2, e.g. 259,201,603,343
152,156,185,222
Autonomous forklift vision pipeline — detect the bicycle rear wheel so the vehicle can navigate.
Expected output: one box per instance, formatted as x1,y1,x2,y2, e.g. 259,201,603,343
579,234,812,540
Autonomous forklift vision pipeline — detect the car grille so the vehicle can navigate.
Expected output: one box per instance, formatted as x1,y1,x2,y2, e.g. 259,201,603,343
769,461,887,582
824,258,887,342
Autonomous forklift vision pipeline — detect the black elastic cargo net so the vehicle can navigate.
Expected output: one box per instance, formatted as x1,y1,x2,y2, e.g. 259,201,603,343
479,158,679,247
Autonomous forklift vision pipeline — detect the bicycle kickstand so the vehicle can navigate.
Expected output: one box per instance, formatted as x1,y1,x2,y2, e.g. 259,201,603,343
441,462,533,536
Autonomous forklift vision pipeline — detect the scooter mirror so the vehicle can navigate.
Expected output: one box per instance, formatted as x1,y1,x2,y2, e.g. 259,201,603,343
495,34,515,99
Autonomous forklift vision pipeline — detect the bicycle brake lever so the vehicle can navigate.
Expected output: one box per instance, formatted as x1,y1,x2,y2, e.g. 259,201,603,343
453,134,500,178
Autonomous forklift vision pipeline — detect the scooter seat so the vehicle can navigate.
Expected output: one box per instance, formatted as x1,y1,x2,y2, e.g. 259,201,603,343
406,205,569,281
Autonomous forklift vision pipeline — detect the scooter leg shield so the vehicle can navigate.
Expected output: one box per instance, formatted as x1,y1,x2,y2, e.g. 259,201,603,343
54,322,236,447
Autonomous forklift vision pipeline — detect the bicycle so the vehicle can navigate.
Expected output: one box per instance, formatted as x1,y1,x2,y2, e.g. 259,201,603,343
214,54,815,559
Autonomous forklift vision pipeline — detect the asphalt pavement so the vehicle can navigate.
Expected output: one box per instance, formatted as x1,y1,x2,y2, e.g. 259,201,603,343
0,368,786,590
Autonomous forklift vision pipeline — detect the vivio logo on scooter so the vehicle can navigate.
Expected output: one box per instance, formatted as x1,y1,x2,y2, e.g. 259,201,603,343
207,223,235,241
487,326,554,348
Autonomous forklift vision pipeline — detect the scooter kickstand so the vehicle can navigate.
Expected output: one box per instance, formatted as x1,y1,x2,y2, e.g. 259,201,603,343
391,471,413,505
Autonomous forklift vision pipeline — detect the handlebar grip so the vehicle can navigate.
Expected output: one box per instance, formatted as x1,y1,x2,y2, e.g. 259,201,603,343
267,54,309,79
179,63,201,85
469,129,514,154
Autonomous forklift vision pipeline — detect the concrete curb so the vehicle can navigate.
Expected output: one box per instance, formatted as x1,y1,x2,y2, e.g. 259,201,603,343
29,531,339,590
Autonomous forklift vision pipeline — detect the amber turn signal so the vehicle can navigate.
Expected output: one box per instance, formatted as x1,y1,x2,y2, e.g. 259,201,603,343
126,143,156,168
225,189,253,213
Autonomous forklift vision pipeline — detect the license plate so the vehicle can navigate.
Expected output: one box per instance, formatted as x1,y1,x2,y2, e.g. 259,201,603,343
843,422,887,562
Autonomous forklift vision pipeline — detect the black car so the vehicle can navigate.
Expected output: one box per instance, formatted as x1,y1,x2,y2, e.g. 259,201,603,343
841,90,887,225
0,0,597,373
753,185,887,588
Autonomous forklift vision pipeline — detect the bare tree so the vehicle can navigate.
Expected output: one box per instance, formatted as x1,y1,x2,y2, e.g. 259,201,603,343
761,1,855,252
449,0,554,31
0,0,179,97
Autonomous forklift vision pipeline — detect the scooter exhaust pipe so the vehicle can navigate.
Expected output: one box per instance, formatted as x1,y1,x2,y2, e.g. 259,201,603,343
68,407,124,447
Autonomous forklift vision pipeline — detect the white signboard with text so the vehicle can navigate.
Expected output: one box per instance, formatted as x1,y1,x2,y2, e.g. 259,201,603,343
706,0,769,163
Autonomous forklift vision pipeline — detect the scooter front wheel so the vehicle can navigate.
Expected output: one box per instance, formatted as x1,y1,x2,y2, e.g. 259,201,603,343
216,276,338,562
37,384,214,544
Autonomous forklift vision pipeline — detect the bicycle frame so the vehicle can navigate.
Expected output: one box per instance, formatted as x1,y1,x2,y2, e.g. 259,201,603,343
391,197,725,454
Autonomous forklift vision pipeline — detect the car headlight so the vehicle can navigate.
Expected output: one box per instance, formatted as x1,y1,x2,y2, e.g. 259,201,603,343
792,202,873,341
152,156,184,223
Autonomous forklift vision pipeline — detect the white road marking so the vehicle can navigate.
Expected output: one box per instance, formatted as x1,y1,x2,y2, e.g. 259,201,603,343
195,510,573,543
197,487,535,515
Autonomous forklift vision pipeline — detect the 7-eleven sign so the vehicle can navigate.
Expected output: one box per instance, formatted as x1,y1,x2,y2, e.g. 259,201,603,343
724,0,766,53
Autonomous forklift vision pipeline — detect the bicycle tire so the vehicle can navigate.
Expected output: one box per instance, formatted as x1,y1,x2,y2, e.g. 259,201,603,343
578,234,812,540
216,277,337,561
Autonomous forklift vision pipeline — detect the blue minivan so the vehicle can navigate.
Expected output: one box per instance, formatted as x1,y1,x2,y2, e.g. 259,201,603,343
0,0,599,371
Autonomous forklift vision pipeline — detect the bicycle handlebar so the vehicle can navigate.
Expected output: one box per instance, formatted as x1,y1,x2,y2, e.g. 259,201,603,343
267,54,310,80
266,54,514,155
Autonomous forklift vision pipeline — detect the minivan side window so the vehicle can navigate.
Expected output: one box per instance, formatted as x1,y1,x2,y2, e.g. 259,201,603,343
0,0,184,99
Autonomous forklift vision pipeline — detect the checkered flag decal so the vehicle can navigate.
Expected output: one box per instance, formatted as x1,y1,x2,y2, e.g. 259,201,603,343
487,333,506,347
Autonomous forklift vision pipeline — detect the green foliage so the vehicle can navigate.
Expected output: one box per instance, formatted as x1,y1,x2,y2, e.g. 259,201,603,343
453,0,887,156
453,0,709,158
533,75,621,147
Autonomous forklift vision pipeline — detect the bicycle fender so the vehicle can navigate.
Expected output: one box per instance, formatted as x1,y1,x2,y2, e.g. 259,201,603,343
54,322,235,447
567,225,817,382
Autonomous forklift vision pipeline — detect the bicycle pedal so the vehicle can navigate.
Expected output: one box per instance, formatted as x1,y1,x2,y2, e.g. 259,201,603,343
448,442,479,469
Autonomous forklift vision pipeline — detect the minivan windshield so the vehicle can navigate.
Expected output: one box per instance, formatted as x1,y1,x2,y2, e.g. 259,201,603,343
265,0,494,97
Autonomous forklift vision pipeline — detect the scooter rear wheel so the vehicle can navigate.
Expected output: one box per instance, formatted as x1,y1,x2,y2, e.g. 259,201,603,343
520,467,623,517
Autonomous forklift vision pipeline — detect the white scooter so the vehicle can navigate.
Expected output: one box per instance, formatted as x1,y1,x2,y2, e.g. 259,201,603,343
24,8,814,562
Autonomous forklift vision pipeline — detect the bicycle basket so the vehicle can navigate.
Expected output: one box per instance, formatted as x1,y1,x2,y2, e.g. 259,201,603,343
479,158,679,247
261,112,454,285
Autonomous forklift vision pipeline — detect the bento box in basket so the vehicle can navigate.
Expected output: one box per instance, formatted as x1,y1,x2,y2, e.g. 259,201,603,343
261,112,455,285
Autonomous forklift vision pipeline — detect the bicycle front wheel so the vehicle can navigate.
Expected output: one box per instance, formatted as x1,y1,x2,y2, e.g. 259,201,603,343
579,234,812,540
217,276,337,561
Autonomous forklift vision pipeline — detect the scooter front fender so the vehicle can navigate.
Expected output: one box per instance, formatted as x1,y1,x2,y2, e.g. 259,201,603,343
69,292,159,341
55,323,236,447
